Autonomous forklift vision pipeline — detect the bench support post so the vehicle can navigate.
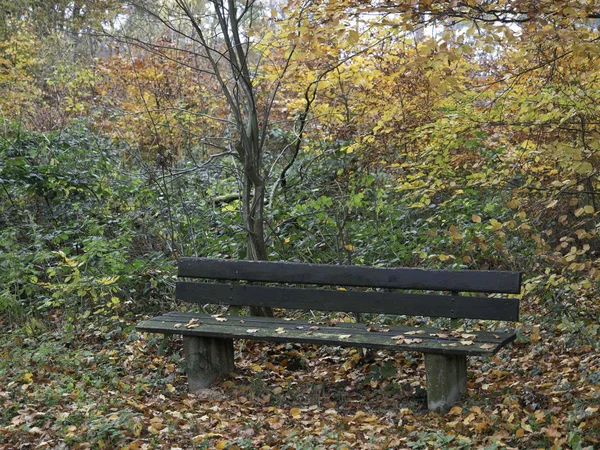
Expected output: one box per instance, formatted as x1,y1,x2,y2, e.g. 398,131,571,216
424,353,467,413
183,336,234,391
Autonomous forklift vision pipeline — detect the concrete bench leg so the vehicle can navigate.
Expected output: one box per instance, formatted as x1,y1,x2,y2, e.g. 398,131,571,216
424,353,467,413
183,336,234,391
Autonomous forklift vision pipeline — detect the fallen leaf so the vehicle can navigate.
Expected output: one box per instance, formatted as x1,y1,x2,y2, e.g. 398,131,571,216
461,333,477,339
22,373,33,384
479,343,495,349
460,340,474,345
174,323,182,328
391,335,405,340
186,318,200,329
246,329,259,333
405,330,425,335
275,327,286,334
215,317,228,322
339,334,352,339
404,338,422,344
215,440,229,450
290,408,302,418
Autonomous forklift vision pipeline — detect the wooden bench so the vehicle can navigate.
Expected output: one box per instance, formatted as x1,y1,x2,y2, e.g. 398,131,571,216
137,257,521,413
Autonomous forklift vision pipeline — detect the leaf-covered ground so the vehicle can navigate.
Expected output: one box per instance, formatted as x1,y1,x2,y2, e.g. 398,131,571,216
1,314,599,450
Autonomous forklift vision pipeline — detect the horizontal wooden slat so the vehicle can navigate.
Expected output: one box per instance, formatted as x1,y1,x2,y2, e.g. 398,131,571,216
176,282,520,321
157,312,516,343
137,313,517,357
178,258,521,294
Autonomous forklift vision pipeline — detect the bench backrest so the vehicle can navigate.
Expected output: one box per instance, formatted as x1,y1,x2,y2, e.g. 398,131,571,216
176,258,521,322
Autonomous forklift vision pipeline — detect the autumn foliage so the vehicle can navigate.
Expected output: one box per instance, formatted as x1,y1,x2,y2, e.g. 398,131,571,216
1,0,599,448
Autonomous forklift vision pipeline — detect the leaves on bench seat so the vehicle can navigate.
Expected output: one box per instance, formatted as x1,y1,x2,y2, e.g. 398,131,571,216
137,312,517,357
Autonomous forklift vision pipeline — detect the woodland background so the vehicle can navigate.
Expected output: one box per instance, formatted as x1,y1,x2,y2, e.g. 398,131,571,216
0,1,599,448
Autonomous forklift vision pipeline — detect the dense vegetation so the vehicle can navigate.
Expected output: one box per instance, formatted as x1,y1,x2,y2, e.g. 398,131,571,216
1,0,599,448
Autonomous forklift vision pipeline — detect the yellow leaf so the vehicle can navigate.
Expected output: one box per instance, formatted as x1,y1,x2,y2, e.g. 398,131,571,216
166,383,175,393
22,373,33,384
347,30,360,44
290,407,302,418
515,428,525,438
488,219,503,230
584,205,594,214
344,244,355,251
472,215,481,223
216,441,229,450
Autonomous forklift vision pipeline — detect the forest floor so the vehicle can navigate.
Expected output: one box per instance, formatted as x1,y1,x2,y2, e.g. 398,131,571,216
1,313,599,450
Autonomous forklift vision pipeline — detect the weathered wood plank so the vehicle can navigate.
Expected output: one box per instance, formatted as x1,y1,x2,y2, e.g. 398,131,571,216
175,282,520,321
178,258,522,294
136,314,516,356
159,312,516,344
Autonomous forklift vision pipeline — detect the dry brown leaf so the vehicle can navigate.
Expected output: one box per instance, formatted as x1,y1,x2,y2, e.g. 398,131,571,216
479,343,495,349
185,318,201,329
431,333,450,338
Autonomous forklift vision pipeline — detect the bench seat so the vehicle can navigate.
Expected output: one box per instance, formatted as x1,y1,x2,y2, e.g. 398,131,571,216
138,312,516,356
